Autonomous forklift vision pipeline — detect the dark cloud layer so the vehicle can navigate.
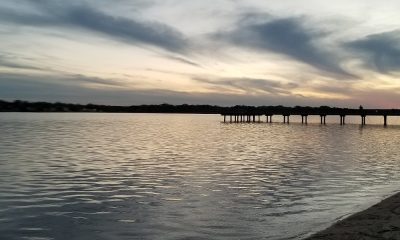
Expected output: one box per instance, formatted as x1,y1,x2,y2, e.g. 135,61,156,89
193,76,297,94
0,58,43,71
1,72,399,108
0,1,188,52
0,72,312,106
216,17,352,77
0,53,49,71
164,55,202,67
346,30,400,73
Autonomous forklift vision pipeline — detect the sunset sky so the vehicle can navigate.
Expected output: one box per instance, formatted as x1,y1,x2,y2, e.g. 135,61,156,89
1,0,400,107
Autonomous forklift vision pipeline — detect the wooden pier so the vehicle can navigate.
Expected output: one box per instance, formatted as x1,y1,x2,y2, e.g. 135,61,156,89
221,108,400,126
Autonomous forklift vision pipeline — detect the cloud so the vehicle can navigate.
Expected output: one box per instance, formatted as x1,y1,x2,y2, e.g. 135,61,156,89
0,71,310,106
310,84,353,95
0,52,52,72
1,71,399,107
0,59,44,71
64,74,131,87
0,53,130,87
0,72,129,91
345,30,400,73
215,16,352,77
164,55,202,67
193,76,298,94
0,0,188,53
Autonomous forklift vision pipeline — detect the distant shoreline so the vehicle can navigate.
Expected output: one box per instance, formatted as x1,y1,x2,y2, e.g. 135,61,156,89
304,192,400,239
0,99,383,114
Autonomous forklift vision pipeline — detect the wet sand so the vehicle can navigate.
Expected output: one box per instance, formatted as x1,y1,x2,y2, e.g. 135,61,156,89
304,192,400,239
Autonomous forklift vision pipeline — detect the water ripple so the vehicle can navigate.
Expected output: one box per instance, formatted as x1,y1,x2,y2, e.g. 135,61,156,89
1,113,400,239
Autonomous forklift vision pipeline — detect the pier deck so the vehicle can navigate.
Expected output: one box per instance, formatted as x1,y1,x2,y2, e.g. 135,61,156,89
221,109,400,126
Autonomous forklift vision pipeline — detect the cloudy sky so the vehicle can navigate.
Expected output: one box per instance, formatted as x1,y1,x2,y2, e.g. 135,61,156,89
1,0,400,107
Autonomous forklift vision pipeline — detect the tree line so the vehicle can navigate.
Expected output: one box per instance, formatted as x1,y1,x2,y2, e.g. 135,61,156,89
0,99,344,114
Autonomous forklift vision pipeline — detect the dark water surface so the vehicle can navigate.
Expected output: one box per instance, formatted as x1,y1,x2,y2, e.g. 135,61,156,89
1,113,400,240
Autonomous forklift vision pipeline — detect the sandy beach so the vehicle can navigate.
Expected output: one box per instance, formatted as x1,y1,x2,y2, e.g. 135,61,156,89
304,192,400,239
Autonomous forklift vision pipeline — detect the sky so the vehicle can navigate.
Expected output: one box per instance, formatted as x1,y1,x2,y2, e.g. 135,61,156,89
0,0,400,107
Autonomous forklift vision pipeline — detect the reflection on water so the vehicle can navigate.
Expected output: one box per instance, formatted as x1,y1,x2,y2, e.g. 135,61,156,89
0,113,400,240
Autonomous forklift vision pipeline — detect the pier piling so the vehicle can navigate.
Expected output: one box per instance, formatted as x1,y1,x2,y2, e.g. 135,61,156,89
266,115,273,123
283,115,290,124
301,115,308,124
222,109,398,126
320,115,326,125
340,115,346,125
361,115,366,126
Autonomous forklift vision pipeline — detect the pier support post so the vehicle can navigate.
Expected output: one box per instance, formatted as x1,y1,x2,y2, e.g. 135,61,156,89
283,115,290,124
230,115,232,123
340,115,346,125
320,115,326,125
301,115,308,124
223,115,226,123
384,115,387,127
301,115,309,124
361,115,366,126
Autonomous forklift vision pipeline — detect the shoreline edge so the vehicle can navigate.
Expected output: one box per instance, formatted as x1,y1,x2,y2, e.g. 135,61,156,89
304,192,400,239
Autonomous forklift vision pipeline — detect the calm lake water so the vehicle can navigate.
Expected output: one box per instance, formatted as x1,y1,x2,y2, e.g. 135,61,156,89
1,113,400,240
